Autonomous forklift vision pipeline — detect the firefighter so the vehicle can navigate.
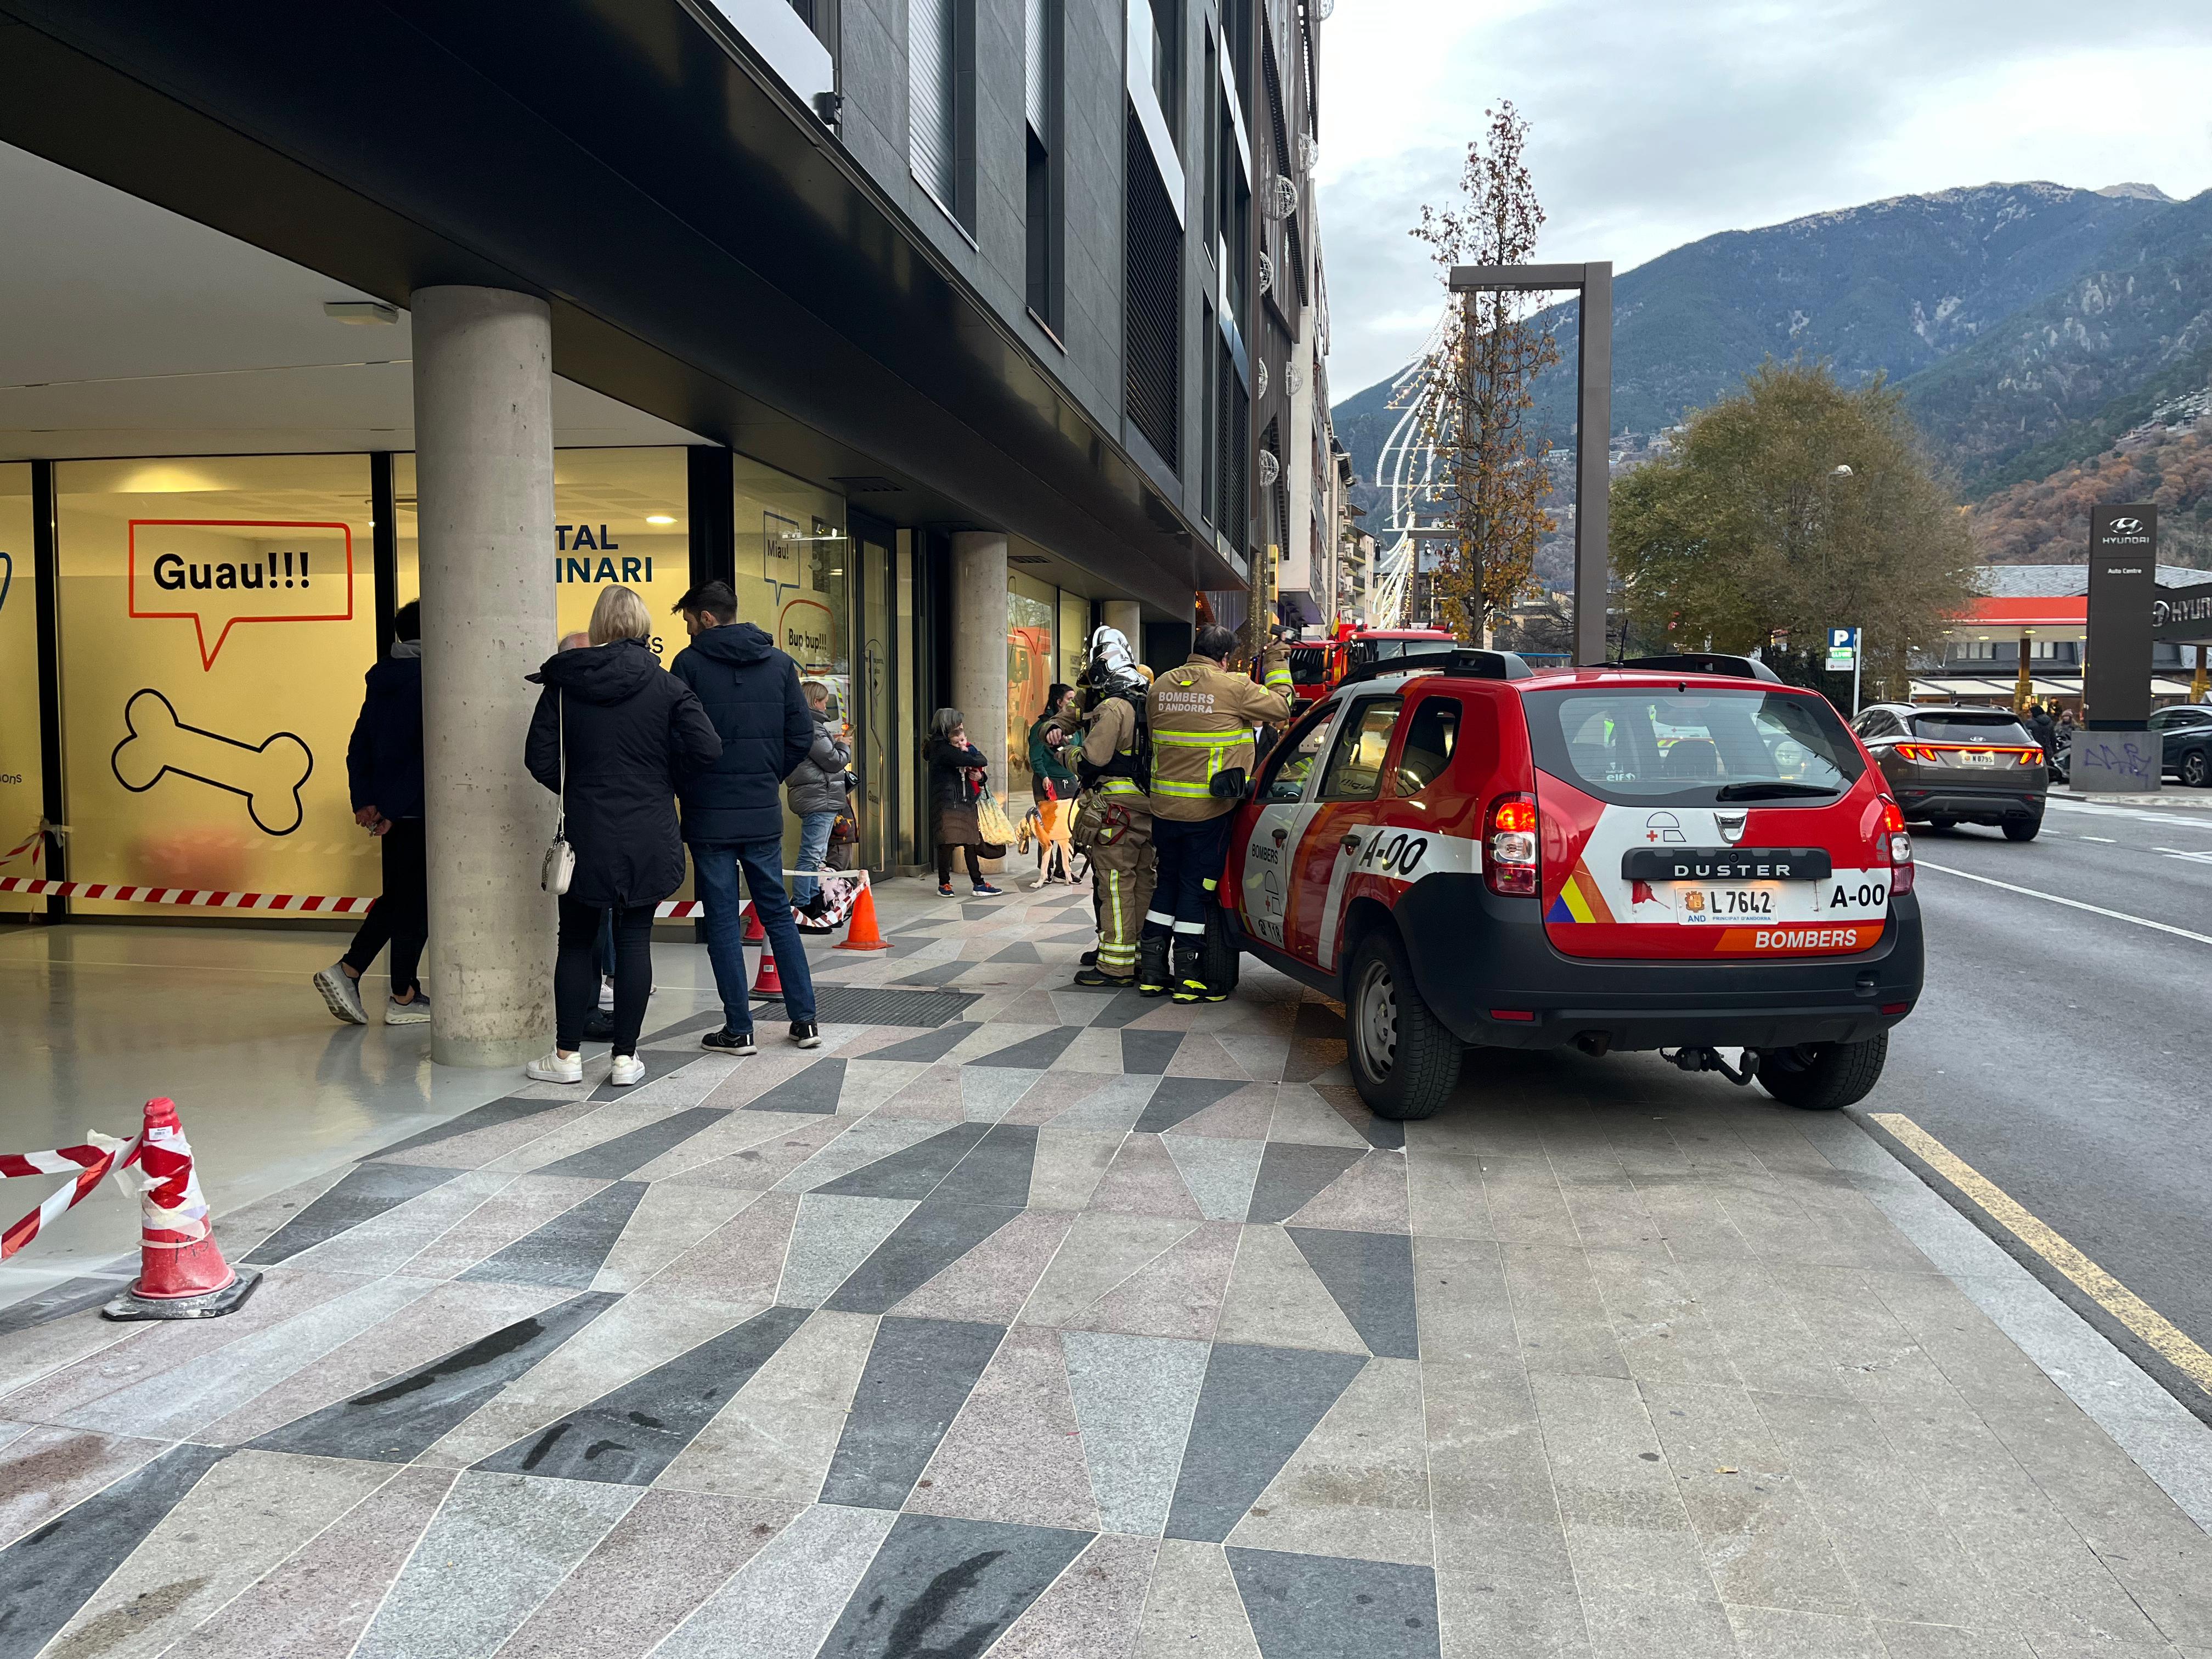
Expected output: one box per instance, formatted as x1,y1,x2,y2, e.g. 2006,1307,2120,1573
1069,628,1155,988
1142,623,1294,1001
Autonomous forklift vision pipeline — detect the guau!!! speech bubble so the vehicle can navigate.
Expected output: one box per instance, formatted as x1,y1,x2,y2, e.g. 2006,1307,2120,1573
129,519,355,669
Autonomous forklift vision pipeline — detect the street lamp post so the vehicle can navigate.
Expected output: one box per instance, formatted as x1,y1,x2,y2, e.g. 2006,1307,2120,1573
1448,262,1613,665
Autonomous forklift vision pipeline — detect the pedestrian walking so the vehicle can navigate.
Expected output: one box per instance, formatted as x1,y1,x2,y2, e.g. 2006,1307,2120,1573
315,601,430,1026
667,581,825,1055
1069,629,1154,986
1141,623,1294,1001
1028,682,1080,887
523,585,722,1086
2030,701,2057,764
927,708,1003,896
787,679,853,935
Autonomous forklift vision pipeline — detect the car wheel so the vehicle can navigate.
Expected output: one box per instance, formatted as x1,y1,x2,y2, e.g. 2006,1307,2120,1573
1345,930,1460,1121
2001,816,2041,842
1753,1033,1888,1110
2183,749,2210,789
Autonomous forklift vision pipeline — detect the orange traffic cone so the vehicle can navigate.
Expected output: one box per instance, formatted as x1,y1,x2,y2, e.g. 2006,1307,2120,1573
103,1098,261,1321
836,882,890,951
752,945,785,996
741,900,766,943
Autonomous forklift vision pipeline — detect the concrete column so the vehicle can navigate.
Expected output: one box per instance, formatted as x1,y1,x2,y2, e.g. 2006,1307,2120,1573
411,286,557,1067
951,533,1009,865
1102,600,1142,649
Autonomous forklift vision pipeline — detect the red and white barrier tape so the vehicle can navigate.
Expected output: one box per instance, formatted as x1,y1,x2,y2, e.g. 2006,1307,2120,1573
0,825,46,871
0,1131,144,1261
0,876,882,921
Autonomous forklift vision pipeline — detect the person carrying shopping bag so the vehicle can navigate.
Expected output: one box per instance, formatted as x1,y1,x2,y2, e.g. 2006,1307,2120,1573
786,679,853,934
1028,682,1081,887
926,709,1005,896
522,585,721,1087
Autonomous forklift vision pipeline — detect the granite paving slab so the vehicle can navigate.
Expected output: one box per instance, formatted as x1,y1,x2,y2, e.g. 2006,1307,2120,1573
818,1316,1006,1509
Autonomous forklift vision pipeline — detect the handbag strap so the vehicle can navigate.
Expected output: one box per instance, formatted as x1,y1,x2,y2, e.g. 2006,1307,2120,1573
554,690,567,839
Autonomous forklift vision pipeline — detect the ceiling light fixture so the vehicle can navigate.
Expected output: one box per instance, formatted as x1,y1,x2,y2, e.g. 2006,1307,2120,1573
323,300,398,325
646,514,676,524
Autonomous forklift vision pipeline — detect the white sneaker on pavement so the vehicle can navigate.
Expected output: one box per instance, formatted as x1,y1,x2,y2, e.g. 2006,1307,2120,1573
314,962,368,1025
525,1050,583,1084
385,992,431,1026
608,1054,646,1087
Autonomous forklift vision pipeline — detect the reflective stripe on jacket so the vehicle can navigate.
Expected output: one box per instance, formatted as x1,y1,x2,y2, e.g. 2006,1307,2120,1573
1144,648,1295,821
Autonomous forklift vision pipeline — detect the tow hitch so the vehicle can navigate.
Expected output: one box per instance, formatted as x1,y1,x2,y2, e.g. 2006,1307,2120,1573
1663,1046,1760,1086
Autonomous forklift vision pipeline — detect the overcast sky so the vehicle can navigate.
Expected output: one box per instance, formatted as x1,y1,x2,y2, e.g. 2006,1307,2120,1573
1316,1,2212,400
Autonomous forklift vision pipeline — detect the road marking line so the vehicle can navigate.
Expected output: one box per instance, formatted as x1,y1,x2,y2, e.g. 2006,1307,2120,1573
1871,1113,2212,1401
2080,836,2116,843
1915,861,2212,946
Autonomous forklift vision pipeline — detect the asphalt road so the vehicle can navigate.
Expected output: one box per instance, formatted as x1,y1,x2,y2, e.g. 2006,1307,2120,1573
1861,794,2212,1420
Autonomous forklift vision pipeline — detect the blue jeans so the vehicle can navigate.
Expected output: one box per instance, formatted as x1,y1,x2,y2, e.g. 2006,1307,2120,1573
691,839,819,1031
792,811,838,906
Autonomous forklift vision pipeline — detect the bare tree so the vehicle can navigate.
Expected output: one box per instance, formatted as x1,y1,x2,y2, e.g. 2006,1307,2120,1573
1410,103,1561,641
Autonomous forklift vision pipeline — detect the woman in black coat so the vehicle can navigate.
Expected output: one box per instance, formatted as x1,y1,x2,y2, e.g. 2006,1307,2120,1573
924,706,1002,898
523,586,721,1085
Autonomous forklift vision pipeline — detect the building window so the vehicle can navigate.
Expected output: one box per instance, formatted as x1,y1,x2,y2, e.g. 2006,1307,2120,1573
911,0,973,230
1124,103,1183,469
1024,0,1062,332
1144,0,1182,148
1215,334,1248,537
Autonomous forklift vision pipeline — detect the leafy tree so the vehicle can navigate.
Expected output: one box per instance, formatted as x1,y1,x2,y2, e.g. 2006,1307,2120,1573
1611,361,1976,703
1409,103,1561,641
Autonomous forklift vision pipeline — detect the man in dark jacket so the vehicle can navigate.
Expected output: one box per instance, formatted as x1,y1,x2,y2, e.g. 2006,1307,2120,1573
669,582,821,1053
316,602,432,1027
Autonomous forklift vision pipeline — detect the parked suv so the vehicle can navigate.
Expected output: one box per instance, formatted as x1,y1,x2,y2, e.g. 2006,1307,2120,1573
1851,703,2047,839
2152,706,2212,788
1216,650,1923,1120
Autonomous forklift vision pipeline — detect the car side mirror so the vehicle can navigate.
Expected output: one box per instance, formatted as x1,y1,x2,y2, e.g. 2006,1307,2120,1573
1265,780,1302,804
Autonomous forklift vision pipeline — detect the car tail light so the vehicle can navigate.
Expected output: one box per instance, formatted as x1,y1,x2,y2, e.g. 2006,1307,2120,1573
1896,742,2041,765
1485,794,1541,895
1881,799,1914,895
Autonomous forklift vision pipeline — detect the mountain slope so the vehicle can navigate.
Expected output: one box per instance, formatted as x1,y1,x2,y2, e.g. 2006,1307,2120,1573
1895,189,2212,495
1332,181,2175,511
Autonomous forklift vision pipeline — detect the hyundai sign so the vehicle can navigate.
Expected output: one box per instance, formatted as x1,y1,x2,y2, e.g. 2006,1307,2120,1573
2084,504,2156,730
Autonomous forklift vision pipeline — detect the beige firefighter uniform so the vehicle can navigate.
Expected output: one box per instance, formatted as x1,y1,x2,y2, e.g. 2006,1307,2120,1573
1071,695,1153,979
1144,646,1296,821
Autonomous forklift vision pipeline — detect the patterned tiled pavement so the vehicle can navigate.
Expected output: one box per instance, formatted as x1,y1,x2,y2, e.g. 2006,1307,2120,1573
5,877,2212,1658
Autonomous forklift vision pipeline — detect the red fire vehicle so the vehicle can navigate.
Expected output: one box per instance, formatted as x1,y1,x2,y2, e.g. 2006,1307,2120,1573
1214,646,1923,1120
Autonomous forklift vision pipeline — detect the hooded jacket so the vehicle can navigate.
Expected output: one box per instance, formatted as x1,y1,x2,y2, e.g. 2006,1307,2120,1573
786,706,853,817
667,622,815,843
345,645,424,820
525,637,722,908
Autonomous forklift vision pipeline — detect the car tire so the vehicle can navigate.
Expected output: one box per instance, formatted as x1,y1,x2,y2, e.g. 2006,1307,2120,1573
1754,1033,1887,1110
2183,749,2210,789
2001,816,2041,842
1345,930,1460,1121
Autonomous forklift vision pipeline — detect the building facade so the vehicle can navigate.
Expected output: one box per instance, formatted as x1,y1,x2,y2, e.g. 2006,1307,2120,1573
0,0,1336,1064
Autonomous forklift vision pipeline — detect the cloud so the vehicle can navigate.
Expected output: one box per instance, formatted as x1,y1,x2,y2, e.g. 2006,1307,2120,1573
1316,0,2212,397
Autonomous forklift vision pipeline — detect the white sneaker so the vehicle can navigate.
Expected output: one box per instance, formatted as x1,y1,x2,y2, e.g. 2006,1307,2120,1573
385,992,431,1026
314,962,368,1025
525,1050,583,1084
608,1054,646,1087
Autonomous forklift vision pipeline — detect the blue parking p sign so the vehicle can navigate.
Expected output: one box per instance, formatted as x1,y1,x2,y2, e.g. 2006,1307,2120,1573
1828,627,1858,650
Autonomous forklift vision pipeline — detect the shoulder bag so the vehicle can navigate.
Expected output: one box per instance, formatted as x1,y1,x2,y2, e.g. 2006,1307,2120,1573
541,690,575,895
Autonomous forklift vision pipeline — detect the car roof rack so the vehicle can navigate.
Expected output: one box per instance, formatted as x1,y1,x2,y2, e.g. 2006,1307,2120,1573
1341,639,1533,684
1616,652,1782,684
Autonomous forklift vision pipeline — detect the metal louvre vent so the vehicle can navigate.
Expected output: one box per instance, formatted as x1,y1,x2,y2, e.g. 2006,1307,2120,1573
911,0,958,207
1216,336,1248,538
1124,104,1182,468
756,984,981,1026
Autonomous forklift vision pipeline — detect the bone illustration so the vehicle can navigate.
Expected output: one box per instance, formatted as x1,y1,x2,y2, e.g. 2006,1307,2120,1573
110,689,314,837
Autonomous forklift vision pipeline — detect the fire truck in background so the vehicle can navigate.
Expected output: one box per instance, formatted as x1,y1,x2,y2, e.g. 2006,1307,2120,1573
1283,624,1458,714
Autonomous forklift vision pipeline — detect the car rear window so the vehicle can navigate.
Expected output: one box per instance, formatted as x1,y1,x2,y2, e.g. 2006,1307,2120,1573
1911,713,2033,744
1526,687,1865,806
1288,646,1329,685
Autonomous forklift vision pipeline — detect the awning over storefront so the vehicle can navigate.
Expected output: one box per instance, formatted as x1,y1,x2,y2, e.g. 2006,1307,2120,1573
1910,676,2203,702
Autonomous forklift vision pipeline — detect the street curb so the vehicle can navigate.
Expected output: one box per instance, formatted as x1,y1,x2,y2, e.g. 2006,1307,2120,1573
1809,1112,2212,1534
2053,792,2212,809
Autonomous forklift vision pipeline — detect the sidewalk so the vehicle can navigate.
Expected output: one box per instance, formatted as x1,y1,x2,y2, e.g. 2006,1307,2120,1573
3,872,2210,1658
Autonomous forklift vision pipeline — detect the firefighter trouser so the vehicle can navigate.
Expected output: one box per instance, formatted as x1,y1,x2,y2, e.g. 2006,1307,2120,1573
1141,813,1236,944
1088,833,1155,976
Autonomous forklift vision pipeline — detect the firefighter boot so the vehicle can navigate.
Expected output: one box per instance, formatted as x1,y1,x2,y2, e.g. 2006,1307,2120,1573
1170,938,1207,1005
1072,961,1134,988
1136,934,1172,997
